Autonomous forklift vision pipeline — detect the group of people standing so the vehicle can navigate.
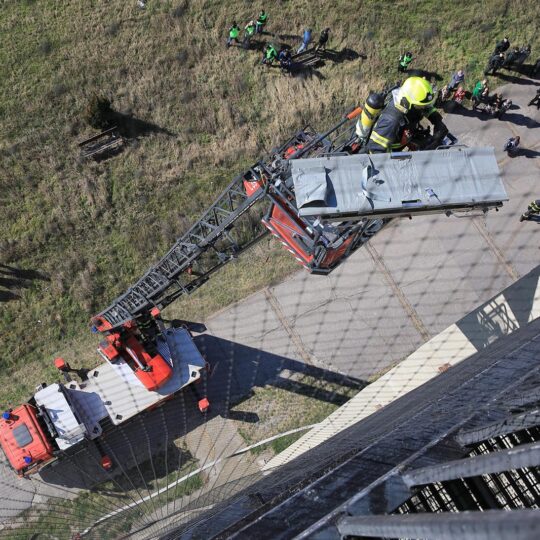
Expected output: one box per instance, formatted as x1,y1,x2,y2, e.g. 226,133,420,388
296,28,330,54
399,37,537,122
262,27,330,71
226,9,331,74
484,37,534,76
227,10,268,49
470,79,513,118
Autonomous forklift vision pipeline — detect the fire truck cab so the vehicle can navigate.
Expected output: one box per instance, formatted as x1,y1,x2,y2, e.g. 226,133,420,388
0,405,55,476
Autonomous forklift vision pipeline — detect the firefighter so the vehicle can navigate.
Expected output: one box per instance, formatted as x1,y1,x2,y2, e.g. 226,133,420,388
398,51,413,72
278,47,292,72
520,200,540,222
504,46,521,68
516,44,531,66
365,76,448,153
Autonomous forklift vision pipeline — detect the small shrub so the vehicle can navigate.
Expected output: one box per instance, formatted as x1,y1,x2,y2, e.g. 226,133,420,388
83,94,114,129
179,90,196,104
0,240,18,262
69,120,80,136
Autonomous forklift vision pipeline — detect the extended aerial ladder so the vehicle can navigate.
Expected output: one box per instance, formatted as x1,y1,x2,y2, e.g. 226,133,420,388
92,108,507,335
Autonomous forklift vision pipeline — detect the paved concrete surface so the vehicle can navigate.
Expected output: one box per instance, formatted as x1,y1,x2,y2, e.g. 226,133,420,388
1,75,539,537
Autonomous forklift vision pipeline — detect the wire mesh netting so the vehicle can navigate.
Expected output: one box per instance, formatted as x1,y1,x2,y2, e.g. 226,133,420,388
2,102,539,538
1,2,540,539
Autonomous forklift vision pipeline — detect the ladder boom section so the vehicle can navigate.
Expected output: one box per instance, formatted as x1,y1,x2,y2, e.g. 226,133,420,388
94,170,268,331
93,112,361,332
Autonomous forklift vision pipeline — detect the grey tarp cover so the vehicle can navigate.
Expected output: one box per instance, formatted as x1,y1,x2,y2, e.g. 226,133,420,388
292,147,507,221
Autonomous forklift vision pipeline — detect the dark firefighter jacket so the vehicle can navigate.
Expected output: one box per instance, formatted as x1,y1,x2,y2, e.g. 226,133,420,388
366,99,448,153
494,39,510,55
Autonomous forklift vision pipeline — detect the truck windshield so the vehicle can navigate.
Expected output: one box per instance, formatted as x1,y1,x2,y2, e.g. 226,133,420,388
13,424,33,447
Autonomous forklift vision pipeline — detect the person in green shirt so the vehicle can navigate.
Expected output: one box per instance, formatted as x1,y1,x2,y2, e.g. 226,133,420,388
243,20,256,49
227,22,240,48
262,43,278,65
398,52,413,72
256,10,268,34
471,79,487,110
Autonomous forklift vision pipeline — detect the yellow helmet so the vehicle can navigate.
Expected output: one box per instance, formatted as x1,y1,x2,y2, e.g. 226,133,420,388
397,76,435,110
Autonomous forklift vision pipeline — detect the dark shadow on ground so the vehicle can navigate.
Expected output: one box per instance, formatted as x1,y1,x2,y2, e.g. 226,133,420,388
442,102,493,121
0,263,48,281
39,335,366,490
0,264,49,302
103,443,190,493
458,264,540,349
514,148,540,158
319,48,363,64
443,101,540,128
199,334,366,407
405,68,443,82
0,290,19,302
287,63,326,80
111,111,175,139
493,71,540,86
227,410,260,423
242,40,267,53
501,63,540,80
500,112,540,128
273,376,351,405
282,47,361,80
276,33,301,41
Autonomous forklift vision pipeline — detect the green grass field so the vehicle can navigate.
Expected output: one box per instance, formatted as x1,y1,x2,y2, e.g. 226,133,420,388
0,0,538,406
